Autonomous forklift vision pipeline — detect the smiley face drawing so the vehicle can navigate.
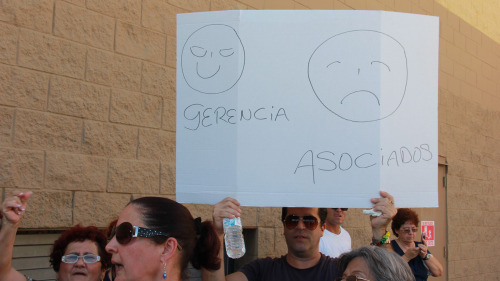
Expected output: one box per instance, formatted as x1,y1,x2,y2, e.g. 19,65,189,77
181,24,245,94
308,30,407,122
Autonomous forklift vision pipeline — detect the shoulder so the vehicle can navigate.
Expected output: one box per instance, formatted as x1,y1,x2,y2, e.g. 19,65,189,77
316,255,340,278
319,253,339,266
340,227,351,237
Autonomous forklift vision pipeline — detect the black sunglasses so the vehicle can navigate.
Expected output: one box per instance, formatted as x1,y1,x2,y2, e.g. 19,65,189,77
332,208,348,211
283,215,319,230
111,222,171,245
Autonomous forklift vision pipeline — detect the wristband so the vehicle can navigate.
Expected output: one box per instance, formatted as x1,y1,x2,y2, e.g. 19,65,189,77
423,253,432,260
371,231,390,246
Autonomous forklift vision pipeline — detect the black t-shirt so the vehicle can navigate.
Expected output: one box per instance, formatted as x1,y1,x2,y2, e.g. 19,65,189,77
391,240,430,281
239,254,339,281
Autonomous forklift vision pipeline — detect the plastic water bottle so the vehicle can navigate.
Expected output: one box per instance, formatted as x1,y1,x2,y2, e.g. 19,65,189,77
223,217,246,259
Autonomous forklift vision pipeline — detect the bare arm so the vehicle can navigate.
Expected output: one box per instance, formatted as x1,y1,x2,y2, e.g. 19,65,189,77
201,237,248,281
368,191,397,251
202,198,248,281
0,191,33,281
418,235,443,277
424,255,443,276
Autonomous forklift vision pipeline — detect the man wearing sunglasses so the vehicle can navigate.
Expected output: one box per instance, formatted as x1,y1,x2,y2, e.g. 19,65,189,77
204,191,397,281
319,207,351,258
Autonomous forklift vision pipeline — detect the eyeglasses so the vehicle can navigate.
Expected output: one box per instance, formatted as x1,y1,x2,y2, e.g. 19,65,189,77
334,275,371,281
401,228,418,234
283,215,319,230
111,222,171,245
61,254,101,264
332,208,348,211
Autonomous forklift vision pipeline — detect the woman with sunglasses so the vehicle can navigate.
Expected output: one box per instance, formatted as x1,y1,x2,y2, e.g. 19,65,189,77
336,245,415,281
0,191,110,281
105,196,221,281
390,209,443,281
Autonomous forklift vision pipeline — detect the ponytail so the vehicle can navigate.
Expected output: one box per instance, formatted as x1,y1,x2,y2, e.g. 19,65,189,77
191,220,221,270
130,197,221,279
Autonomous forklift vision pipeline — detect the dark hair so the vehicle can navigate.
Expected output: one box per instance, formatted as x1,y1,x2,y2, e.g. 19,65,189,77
281,207,327,226
105,219,118,240
391,208,420,237
338,246,415,281
49,225,110,272
129,197,221,277
104,219,118,280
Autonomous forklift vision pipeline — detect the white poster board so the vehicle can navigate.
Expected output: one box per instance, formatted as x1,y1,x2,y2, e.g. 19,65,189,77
176,10,439,208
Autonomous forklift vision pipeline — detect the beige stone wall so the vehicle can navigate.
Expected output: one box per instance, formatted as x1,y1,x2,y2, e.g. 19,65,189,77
1,0,499,280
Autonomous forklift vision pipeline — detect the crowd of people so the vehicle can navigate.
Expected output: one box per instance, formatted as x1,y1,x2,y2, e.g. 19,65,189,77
0,190,442,281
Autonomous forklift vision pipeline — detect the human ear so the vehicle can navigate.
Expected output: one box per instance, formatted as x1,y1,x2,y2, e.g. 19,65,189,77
161,237,179,262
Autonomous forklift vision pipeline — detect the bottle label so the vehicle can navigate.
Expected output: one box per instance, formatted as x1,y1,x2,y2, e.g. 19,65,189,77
223,217,242,227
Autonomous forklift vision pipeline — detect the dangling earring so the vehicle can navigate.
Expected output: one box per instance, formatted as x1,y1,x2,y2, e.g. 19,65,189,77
163,262,167,279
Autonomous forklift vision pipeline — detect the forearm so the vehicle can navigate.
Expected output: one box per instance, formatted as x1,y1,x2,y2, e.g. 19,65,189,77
371,227,388,240
0,221,25,281
425,256,443,276
400,253,412,262
206,197,247,281
370,230,391,249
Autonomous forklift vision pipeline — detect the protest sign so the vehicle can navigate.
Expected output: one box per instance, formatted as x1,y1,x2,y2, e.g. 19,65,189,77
176,10,439,207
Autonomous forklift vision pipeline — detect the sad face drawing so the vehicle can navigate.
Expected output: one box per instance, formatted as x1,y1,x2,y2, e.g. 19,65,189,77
181,24,245,94
308,30,408,122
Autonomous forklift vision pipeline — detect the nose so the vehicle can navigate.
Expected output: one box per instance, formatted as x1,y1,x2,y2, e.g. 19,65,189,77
296,218,306,230
74,256,85,267
105,236,118,254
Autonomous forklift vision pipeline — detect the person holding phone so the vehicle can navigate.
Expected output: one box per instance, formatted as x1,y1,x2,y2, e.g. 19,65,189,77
390,208,443,281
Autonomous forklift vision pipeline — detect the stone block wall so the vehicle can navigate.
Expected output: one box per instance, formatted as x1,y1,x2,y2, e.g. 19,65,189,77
0,0,499,280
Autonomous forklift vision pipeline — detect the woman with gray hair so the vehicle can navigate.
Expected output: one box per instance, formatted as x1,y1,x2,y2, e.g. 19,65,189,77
336,246,415,281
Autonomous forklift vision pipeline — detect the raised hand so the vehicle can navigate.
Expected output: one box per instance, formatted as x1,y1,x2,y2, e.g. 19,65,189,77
212,197,241,235
1,191,33,225
369,191,397,238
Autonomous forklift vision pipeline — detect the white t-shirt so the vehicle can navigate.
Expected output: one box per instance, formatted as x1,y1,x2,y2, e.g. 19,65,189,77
319,227,352,258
